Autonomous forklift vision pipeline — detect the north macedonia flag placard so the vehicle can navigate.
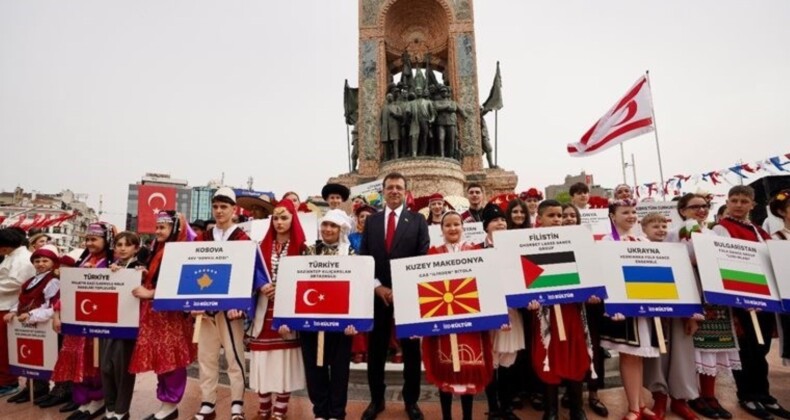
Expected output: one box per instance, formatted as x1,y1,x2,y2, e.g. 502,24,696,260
418,277,481,318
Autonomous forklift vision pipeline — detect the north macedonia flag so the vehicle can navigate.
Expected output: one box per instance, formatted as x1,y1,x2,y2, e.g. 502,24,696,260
418,277,481,319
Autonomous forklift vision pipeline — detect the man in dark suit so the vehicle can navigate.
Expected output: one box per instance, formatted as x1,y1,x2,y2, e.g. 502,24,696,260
360,172,430,420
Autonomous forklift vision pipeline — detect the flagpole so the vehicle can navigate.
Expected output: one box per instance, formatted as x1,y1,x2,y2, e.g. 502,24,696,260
631,153,638,186
346,124,352,173
620,143,627,184
494,109,499,167
645,70,667,201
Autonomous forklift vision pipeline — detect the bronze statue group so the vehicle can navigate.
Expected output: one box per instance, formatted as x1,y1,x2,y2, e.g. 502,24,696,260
1,176,790,420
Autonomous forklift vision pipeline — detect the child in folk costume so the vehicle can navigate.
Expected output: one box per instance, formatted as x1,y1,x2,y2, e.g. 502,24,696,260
101,232,145,420
53,222,114,420
193,188,252,420
519,188,542,227
294,209,359,420
423,211,493,420
3,244,61,403
770,190,790,368
712,186,790,420
250,199,306,420
526,200,595,420
599,199,661,420
129,211,196,420
640,213,701,420
667,193,740,420
481,202,524,420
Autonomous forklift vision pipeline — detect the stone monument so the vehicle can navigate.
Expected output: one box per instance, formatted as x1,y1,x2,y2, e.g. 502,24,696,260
329,0,517,199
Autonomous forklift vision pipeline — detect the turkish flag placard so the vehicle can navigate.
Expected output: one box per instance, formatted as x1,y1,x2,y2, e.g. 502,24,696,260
17,338,44,367
137,185,177,234
294,280,350,315
75,291,119,323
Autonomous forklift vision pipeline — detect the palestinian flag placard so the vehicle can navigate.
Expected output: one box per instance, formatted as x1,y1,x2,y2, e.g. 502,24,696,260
693,233,781,312
495,225,607,307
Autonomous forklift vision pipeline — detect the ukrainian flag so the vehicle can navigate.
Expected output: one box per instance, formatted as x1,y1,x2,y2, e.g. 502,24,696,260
622,265,678,300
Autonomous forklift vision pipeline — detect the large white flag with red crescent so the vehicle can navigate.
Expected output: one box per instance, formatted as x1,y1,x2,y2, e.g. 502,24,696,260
567,75,655,156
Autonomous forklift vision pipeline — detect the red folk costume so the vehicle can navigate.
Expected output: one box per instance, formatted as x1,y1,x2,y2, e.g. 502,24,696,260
421,243,493,395
52,253,108,383
532,303,593,384
129,214,196,375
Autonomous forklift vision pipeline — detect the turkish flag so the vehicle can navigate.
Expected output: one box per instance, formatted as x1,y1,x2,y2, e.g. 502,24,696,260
17,338,44,366
294,280,350,315
75,291,119,323
137,185,177,234
567,75,655,157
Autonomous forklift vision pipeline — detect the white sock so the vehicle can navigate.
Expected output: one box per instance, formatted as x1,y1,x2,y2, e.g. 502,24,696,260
114,413,127,419
231,403,244,415
86,399,104,413
77,403,90,412
197,403,214,414
105,411,115,418
155,402,178,419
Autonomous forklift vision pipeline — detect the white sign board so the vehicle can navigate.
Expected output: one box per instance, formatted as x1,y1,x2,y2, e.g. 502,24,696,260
597,241,703,317
428,221,487,247
350,180,383,208
693,234,782,312
154,241,258,312
765,240,790,311
494,225,607,307
272,255,375,332
239,214,318,245
60,268,141,339
8,319,58,380
390,249,509,338
579,209,611,237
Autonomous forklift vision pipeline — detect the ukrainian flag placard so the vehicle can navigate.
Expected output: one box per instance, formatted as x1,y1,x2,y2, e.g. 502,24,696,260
622,265,678,300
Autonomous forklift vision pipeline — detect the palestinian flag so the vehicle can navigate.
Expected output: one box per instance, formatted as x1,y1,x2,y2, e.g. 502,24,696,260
520,251,580,289
719,260,770,296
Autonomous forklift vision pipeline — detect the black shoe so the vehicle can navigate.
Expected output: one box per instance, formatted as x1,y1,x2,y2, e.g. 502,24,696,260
405,404,424,420
588,396,609,417
67,411,88,420
570,409,588,420
144,409,178,420
740,401,774,420
500,410,520,420
7,388,30,403
86,405,106,419
560,393,570,409
530,393,545,411
763,402,790,420
60,401,81,413
361,401,385,420
542,411,558,420
39,393,71,408
690,398,720,419
34,393,52,404
704,397,732,419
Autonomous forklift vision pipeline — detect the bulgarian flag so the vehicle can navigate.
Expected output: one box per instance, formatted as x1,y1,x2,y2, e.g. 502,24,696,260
719,260,771,296
520,251,581,289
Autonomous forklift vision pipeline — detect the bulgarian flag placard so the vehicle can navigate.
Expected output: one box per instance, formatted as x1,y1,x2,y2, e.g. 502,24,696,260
495,225,607,307
693,234,782,312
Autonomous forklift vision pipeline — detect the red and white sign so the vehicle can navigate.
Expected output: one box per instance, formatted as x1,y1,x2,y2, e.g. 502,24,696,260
137,185,177,233
273,255,374,333
567,75,655,156
8,319,58,379
294,280,350,314
60,268,141,339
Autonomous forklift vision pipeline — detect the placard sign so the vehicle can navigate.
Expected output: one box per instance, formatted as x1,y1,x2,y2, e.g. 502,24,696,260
154,241,258,312
239,213,318,244
494,225,608,307
350,180,383,208
429,221,486,247
767,240,790,310
579,209,611,238
390,249,509,338
8,319,58,380
272,255,375,333
693,234,782,312
60,268,141,339
597,241,703,317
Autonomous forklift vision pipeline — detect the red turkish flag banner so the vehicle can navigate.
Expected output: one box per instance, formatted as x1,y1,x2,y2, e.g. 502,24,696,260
294,280,350,315
137,185,177,233
17,338,44,366
75,291,119,323
567,75,655,156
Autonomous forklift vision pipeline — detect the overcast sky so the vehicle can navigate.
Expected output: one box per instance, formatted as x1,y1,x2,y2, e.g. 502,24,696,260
2,0,789,227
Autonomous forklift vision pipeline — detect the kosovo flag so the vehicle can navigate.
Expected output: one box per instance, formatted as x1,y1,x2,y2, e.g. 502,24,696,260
178,264,232,295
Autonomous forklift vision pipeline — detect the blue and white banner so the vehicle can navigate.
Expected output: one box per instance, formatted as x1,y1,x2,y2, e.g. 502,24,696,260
154,241,261,312
60,268,141,339
7,319,58,380
694,234,782,312
272,255,375,333
494,225,608,307
597,241,704,317
390,249,509,338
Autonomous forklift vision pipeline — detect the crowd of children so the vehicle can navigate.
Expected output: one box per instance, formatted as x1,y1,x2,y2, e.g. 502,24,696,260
0,180,789,420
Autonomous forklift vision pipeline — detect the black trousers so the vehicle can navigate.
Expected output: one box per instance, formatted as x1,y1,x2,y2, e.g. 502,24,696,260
301,331,352,419
367,300,421,405
518,309,545,397
732,308,775,403
585,303,606,391
99,338,136,414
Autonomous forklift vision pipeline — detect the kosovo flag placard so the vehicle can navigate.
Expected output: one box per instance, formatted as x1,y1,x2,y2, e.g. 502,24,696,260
177,264,232,295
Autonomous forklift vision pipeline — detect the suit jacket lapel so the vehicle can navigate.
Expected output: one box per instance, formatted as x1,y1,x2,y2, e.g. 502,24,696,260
390,208,409,253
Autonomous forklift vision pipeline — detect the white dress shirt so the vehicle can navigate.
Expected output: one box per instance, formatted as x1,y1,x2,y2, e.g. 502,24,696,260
0,246,35,311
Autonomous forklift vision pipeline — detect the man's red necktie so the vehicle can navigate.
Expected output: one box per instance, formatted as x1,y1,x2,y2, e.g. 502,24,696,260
385,211,396,252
